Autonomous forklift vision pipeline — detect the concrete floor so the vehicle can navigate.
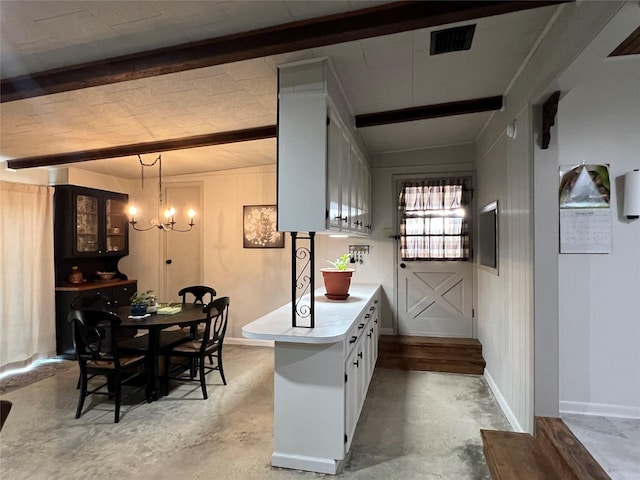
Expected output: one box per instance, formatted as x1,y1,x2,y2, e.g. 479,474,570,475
562,413,640,480
0,345,513,480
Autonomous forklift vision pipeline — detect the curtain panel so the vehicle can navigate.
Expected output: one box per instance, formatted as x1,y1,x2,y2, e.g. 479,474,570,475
399,178,470,260
0,181,56,372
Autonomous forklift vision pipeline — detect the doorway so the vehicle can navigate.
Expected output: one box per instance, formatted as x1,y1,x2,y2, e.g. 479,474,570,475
161,183,203,302
396,177,474,337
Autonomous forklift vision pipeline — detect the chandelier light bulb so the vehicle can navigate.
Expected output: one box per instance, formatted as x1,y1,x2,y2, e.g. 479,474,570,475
129,154,195,232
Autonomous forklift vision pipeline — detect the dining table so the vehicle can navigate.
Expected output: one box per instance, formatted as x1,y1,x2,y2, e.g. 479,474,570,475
116,303,208,400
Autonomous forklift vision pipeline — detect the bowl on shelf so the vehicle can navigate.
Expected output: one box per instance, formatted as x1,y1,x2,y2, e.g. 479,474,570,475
96,271,116,281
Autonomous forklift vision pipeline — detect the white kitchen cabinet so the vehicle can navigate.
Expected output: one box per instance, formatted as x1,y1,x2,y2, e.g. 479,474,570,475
349,147,370,234
327,110,351,231
242,284,381,474
277,58,371,235
343,297,377,452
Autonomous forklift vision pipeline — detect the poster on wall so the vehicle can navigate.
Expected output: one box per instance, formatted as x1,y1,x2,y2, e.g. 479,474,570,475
243,205,285,248
559,164,611,254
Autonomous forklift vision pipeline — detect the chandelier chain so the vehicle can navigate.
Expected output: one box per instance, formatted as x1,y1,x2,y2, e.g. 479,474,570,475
137,153,161,191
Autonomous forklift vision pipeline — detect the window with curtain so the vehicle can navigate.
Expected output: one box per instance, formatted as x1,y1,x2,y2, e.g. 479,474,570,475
399,178,470,261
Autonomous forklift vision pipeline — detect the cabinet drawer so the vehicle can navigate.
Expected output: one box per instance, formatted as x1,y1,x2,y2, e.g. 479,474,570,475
345,319,367,355
345,298,376,355
111,283,136,306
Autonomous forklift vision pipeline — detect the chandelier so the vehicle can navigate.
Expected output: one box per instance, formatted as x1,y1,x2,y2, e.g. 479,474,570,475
127,154,195,232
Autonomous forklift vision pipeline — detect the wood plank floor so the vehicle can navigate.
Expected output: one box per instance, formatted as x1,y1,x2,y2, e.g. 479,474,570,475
481,417,612,480
377,335,486,375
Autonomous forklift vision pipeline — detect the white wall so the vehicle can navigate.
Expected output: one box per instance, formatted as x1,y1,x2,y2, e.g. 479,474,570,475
121,165,291,340
476,106,535,433
0,163,49,185
473,0,629,433
557,59,640,418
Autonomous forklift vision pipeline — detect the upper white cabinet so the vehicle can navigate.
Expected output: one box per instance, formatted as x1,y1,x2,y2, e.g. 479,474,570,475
277,58,371,235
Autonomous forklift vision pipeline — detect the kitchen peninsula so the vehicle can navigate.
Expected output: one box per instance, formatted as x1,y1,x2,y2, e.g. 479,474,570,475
242,283,381,475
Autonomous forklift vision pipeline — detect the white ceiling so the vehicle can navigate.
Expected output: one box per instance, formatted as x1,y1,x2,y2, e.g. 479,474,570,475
0,1,560,179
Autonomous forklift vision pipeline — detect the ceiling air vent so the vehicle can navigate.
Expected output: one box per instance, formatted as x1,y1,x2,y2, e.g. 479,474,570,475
430,24,476,55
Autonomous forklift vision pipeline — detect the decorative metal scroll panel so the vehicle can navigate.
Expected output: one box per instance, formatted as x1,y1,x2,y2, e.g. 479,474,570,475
291,232,315,328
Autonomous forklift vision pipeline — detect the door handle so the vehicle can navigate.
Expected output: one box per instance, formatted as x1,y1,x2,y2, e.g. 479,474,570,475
400,263,406,268
165,259,172,265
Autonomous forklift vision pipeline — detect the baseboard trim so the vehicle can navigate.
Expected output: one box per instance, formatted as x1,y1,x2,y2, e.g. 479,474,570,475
560,401,640,419
484,368,525,433
272,451,340,475
225,337,274,347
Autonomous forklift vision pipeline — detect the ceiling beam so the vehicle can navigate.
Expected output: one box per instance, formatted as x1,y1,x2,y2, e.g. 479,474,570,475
6,125,276,170
355,96,503,128
7,95,503,169
1,1,569,103
609,26,640,57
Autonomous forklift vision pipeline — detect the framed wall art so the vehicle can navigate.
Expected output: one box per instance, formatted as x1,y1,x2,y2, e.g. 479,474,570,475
243,205,285,248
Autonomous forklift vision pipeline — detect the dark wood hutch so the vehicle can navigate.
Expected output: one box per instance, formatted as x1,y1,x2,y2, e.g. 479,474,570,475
54,185,137,358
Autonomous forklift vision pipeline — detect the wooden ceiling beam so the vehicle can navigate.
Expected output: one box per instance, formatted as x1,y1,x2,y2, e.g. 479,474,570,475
355,96,503,128
1,1,569,103
609,26,640,57
7,95,504,169
5,125,276,170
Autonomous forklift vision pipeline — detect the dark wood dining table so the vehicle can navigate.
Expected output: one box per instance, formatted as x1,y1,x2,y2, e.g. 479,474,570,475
116,304,208,400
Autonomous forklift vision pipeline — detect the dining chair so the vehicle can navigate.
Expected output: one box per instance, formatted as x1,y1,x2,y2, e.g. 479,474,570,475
70,292,112,310
162,296,230,399
178,285,216,305
68,309,150,423
70,292,137,340
70,292,138,389
178,285,217,363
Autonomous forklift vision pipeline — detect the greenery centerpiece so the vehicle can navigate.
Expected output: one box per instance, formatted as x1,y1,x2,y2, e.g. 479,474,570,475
129,290,155,315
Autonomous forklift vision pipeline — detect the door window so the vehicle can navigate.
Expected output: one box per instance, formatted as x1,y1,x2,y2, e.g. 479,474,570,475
399,179,470,260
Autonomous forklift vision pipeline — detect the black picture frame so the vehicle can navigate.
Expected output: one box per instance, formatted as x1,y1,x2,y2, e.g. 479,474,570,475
243,205,285,248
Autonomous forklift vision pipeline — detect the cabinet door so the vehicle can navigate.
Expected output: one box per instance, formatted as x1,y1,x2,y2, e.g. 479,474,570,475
349,147,360,232
344,344,362,451
364,307,378,382
105,196,128,255
75,192,100,254
339,130,351,230
362,165,372,234
327,112,342,230
327,111,350,231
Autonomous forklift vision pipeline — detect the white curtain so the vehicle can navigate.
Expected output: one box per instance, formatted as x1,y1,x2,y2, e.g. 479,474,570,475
0,181,56,372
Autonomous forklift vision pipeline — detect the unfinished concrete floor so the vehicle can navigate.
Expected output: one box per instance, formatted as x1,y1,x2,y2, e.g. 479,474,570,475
0,345,511,479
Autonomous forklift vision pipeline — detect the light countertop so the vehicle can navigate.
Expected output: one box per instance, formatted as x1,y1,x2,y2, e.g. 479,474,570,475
242,283,380,344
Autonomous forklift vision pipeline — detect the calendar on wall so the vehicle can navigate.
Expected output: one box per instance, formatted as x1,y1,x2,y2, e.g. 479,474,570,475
559,164,611,254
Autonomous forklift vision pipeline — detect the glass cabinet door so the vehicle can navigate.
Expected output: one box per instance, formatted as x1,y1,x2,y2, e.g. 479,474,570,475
76,194,99,253
106,198,127,253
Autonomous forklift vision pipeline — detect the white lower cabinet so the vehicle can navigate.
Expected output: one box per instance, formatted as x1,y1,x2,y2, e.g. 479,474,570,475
243,284,381,475
344,296,378,451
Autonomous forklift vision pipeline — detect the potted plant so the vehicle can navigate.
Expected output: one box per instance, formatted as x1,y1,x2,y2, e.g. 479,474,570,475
129,290,155,315
320,253,355,300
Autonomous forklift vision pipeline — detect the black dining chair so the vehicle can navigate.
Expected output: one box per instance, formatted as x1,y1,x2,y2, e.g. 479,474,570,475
162,297,230,399
178,285,216,305
70,292,139,389
178,285,217,362
70,292,138,341
69,309,150,423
